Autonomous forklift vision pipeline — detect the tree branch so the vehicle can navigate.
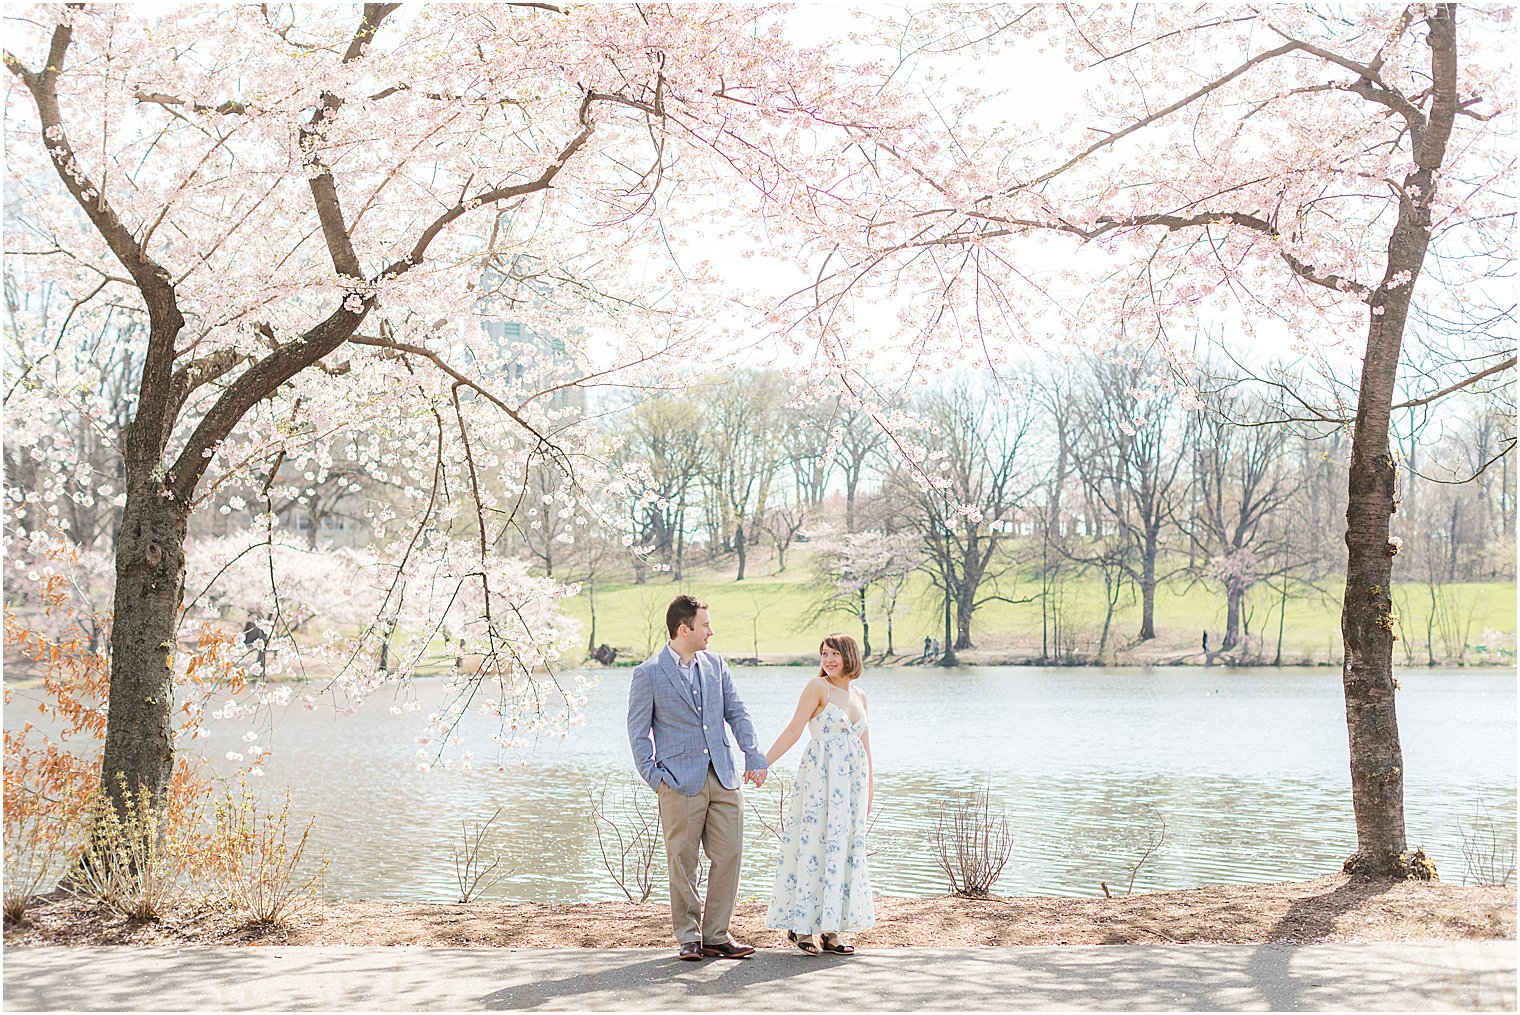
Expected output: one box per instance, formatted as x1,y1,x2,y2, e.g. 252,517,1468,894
377,91,598,278
302,3,401,279
7,13,187,469
166,348,251,423
167,306,367,498
1391,356,1516,413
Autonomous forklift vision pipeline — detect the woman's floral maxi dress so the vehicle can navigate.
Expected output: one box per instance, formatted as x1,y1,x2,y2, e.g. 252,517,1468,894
764,695,875,933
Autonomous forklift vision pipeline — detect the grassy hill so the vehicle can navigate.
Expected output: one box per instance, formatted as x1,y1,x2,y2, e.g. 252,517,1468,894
559,546,1517,668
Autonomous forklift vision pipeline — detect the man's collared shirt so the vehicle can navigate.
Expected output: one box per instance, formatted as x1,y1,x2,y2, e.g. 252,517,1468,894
665,642,703,711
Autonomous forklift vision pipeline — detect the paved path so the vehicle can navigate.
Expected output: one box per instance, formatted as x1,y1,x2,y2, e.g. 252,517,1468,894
3,942,1514,1011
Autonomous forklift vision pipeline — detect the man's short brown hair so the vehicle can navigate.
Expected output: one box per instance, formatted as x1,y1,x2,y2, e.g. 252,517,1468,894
666,594,708,639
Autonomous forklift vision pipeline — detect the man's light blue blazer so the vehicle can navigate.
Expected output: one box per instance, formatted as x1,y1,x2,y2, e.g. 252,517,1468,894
627,646,767,795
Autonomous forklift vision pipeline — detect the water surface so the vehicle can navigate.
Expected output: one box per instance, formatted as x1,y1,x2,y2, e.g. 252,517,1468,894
168,665,1517,903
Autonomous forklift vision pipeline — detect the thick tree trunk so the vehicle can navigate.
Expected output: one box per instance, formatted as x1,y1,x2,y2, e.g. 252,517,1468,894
954,607,973,650
1222,588,1244,651
734,522,747,581
100,477,189,815
1340,321,1413,875
1339,3,1457,882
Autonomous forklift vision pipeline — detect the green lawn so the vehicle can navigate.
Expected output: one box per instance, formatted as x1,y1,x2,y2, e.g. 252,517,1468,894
559,549,1516,666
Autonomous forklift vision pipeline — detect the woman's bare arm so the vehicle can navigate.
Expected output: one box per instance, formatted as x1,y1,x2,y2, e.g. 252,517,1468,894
764,679,827,767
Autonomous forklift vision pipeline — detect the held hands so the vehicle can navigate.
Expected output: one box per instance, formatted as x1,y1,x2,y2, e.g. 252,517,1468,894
743,768,768,788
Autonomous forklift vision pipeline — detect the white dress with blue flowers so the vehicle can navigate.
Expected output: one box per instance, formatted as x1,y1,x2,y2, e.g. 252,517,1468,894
764,690,875,933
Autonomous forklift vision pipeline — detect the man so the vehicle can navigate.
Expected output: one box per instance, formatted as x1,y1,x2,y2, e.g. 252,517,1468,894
627,595,768,961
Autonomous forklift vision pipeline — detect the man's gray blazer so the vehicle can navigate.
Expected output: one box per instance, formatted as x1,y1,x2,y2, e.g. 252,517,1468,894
627,647,767,795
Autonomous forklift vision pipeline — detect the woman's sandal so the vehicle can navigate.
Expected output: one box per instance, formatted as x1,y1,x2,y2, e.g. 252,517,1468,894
787,930,821,955
819,933,855,955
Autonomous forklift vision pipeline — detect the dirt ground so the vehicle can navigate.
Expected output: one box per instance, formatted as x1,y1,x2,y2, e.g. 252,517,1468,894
5,875,1513,950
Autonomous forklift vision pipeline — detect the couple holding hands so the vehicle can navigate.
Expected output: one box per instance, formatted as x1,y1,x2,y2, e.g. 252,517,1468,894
626,594,874,961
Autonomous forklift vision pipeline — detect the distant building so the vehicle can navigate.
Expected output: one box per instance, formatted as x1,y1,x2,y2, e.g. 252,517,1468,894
479,318,588,420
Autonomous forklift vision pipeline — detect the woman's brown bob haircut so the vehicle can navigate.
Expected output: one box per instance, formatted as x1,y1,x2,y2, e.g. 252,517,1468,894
818,632,863,681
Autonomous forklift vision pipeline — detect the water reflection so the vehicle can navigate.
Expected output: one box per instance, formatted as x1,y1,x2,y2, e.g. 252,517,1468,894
120,667,1520,900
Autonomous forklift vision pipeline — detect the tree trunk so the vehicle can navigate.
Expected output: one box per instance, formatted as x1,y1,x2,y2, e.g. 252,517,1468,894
1274,574,1287,667
586,582,597,657
1446,500,1461,582
858,587,871,658
734,522,747,581
674,505,687,581
1100,571,1124,665
1339,3,1458,882
937,585,958,667
1222,587,1244,651
1138,524,1158,641
954,603,973,650
100,479,189,815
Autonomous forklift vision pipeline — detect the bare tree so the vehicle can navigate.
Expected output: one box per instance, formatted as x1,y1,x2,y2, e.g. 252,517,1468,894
1068,355,1188,642
1190,388,1300,651
891,385,1036,659
704,370,785,581
621,395,709,583
833,402,890,533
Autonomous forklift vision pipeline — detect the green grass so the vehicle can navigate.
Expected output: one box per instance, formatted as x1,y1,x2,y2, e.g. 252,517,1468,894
560,548,1517,666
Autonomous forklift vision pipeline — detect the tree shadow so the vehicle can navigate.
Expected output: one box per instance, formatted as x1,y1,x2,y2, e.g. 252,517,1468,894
1242,874,1401,1010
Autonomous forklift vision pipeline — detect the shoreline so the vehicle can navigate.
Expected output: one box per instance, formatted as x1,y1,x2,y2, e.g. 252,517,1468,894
5,875,1513,950
8,657,1513,689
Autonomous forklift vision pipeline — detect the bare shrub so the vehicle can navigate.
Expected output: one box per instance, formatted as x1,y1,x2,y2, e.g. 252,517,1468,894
589,779,662,903
64,784,194,919
1458,804,1515,887
745,779,792,842
206,782,327,926
934,781,1012,898
3,788,84,924
1101,813,1167,898
453,806,513,903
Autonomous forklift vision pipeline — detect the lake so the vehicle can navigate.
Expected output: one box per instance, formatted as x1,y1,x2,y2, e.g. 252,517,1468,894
161,664,1517,904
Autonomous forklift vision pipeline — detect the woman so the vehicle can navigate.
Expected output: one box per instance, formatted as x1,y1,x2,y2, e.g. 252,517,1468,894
762,632,874,955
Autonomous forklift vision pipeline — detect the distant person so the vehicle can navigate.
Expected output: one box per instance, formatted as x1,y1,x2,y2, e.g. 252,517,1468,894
933,638,941,658
626,595,768,962
921,636,932,662
762,632,875,955
1202,630,1209,653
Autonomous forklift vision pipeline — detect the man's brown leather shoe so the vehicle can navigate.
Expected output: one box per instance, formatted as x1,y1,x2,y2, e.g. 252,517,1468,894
677,941,704,961
700,939,756,959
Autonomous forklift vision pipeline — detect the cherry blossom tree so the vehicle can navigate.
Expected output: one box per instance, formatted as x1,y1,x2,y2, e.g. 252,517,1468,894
807,528,921,659
3,3,890,816
785,4,1514,876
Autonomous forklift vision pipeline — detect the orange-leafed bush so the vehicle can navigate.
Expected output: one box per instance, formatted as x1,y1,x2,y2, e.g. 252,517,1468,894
4,534,239,921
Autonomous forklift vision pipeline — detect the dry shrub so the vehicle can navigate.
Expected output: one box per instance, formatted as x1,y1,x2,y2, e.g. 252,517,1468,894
453,806,512,903
64,781,202,920
589,779,662,903
1459,804,1516,887
935,781,1012,898
3,786,85,924
205,782,327,926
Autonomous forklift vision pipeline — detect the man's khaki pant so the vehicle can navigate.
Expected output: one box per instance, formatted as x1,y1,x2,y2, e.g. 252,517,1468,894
656,766,743,946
